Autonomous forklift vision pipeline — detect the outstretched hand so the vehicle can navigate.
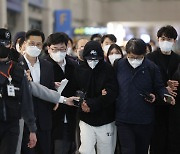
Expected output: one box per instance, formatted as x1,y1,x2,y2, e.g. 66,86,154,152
66,96,79,106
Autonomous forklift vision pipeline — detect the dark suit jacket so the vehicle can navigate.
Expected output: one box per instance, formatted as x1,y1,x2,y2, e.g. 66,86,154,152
45,55,78,140
19,56,54,131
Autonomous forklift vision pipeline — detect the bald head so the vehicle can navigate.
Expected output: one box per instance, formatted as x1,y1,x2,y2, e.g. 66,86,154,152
76,39,88,61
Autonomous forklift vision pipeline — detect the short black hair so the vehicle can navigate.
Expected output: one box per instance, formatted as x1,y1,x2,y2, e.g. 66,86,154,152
101,34,117,43
157,25,178,40
41,42,48,55
126,38,146,55
19,37,25,48
26,29,45,42
46,32,69,46
13,31,26,47
90,33,102,41
107,44,123,57
146,43,152,53
68,37,73,45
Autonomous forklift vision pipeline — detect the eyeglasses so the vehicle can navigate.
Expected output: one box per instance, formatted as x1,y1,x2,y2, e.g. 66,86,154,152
127,56,144,61
27,41,43,49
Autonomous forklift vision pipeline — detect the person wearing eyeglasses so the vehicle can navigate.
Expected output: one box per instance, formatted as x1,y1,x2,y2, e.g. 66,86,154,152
45,32,78,154
115,38,175,154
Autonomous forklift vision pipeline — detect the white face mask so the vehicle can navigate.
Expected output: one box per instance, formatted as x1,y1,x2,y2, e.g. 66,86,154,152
103,45,111,54
127,57,144,68
67,47,77,57
87,60,99,69
50,51,66,62
159,41,174,54
108,54,122,65
26,46,41,57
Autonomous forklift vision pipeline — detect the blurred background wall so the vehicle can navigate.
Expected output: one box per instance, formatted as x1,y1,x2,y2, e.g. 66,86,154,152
1,0,180,51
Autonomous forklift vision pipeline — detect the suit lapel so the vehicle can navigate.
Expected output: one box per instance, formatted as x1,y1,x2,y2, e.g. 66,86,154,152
18,56,30,70
39,59,45,85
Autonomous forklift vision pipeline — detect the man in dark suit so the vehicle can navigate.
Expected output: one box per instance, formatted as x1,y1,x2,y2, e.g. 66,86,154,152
45,32,78,154
19,29,55,154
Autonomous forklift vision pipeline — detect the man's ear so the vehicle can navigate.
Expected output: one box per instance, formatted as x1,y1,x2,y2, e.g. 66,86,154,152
156,37,159,42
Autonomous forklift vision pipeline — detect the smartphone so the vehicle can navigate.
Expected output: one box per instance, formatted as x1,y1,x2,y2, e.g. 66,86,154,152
73,90,86,107
164,94,173,104
73,99,81,107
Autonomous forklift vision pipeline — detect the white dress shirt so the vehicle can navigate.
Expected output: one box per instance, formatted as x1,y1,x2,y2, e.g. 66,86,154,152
24,56,65,104
24,56,40,83
58,58,66,72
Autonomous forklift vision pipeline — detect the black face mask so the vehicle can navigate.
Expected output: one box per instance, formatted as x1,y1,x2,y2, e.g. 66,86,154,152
0,45,10,58
78,50,84,61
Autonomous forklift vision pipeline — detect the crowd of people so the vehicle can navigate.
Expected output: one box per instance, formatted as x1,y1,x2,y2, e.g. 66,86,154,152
0,25,179,154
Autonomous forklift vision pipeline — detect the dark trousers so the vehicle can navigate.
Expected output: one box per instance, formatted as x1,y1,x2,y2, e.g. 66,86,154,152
117,122,153,154
53,123,76,154
150,107,169,154
150,123,168,154
21,125,51,154
0,120,19,154
115,132,121,154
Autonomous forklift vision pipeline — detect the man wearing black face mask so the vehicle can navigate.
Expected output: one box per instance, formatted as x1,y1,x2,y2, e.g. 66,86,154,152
0,44,10,58
0,28,37,154
0,28,21,62
75,38,88,63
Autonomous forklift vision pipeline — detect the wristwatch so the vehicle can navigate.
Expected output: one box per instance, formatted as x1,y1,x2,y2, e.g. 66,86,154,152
63,98,67,104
